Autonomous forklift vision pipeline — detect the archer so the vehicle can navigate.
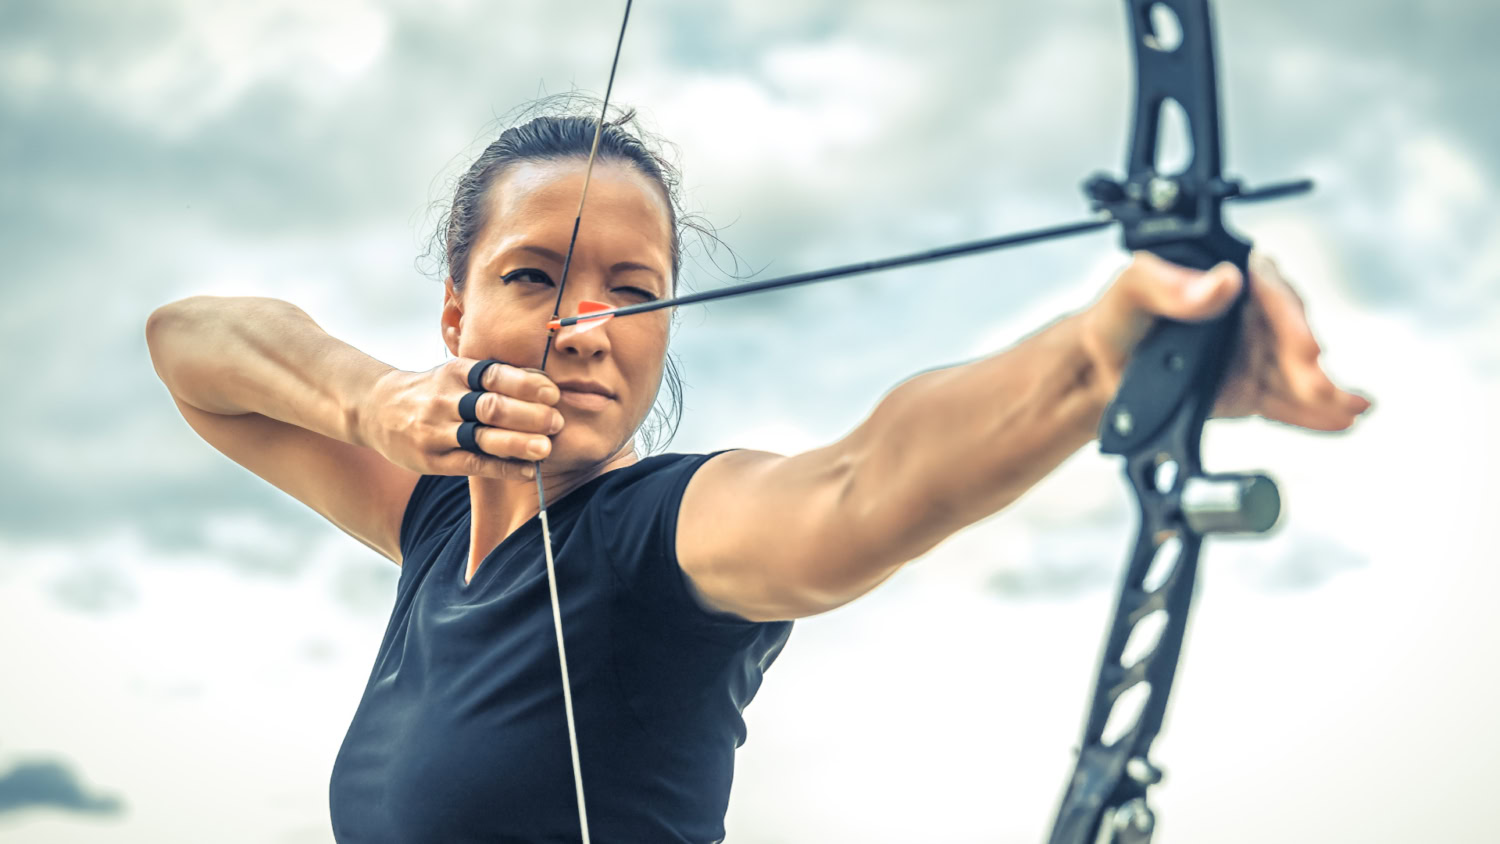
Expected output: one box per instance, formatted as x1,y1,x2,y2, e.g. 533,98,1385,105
146,101,1368,842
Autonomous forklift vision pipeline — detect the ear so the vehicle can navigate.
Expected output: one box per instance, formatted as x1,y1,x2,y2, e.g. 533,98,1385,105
441,276,463,357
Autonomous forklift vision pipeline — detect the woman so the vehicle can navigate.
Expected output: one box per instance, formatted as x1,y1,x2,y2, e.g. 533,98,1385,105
144,104,1370,842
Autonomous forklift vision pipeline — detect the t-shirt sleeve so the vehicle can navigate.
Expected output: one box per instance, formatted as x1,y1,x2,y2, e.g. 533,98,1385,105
399,474,468,563
593,451,764,637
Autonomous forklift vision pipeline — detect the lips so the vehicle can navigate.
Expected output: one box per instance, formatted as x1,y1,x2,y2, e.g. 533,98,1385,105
553,379,615,399
554,379,615,411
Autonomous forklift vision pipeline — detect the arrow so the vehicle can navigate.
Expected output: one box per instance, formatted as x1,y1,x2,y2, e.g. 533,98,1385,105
547,299,615,333
545,177,1309,331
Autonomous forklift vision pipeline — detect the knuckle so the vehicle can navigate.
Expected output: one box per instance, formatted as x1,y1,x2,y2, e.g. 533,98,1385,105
462,452,487,475
493,393,547,433
515,368,555,401
450,358,475,383
473,424,497,455
481,363,505,391
483,427,522,460
484,392,510,426
488,362,521,393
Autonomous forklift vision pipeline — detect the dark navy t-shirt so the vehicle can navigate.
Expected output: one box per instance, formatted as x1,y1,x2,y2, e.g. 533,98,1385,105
328,451,793,843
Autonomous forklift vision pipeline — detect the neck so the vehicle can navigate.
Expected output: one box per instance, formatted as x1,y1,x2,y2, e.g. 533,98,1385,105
465,445,641,582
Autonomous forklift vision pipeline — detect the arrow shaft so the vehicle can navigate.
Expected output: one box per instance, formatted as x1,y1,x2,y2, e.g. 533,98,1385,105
551,177,1314,328
557,216,1114,325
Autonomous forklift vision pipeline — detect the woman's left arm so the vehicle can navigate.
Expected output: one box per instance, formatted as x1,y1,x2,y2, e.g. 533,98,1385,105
676,250,1372,622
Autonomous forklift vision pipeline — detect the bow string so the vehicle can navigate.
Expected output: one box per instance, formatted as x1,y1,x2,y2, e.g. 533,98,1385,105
532,3,634,842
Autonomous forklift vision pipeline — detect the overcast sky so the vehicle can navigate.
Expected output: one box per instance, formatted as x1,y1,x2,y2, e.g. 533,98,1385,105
2,0,1497,842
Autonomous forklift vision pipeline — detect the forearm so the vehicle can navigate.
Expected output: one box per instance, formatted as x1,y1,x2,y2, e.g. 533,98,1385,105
145,296,392,446
842,311,1109,566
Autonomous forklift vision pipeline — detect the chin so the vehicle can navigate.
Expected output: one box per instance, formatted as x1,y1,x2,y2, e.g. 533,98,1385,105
549,426,631,471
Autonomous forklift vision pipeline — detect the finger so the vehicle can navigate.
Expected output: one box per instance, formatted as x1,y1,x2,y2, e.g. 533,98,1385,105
476,391,565,435
1238,267,1333,410
477,362,559,406
1249,250,1306,312
1256,299,1365,416
1245,256,1369,417
1256,389,1365,432
474,427,554,462
1279,344,1372,418
441,449,537,480
1251,346,1372,424
1249,262,1322,368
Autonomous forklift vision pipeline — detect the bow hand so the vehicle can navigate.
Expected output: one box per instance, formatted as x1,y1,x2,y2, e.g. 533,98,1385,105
1077,250,1372,434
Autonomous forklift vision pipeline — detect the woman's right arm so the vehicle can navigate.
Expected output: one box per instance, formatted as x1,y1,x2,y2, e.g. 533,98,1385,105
145,295,561,565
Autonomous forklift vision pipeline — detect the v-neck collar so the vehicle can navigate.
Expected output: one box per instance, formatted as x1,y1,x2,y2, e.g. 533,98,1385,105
454,470,614,591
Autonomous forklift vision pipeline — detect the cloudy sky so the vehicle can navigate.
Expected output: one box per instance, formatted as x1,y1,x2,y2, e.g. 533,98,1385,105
2,0,1497,841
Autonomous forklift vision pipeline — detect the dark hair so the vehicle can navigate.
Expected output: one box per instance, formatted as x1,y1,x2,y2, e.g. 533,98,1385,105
425,95,720,455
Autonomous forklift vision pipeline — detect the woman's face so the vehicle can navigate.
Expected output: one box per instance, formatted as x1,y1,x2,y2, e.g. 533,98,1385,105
442,157,674,471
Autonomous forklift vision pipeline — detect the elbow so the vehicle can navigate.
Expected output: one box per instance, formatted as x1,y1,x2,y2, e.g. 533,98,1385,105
146,297,220,390
145,296,203,350
145,299,202,383
145,303,182,382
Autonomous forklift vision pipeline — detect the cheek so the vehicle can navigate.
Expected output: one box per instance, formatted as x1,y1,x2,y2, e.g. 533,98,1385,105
618,321,670,401
464,291,551,362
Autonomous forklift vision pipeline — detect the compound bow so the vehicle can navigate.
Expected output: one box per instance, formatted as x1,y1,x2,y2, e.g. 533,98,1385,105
524,2,1312,841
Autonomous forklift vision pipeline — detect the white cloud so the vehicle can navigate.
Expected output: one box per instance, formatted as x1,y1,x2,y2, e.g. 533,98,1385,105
40,0,391,137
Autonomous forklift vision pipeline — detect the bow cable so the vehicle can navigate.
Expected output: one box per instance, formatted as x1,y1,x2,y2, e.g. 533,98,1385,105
532,2,634,842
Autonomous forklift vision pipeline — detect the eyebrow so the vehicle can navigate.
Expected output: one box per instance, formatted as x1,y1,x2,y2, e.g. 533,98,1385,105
514,244,664,283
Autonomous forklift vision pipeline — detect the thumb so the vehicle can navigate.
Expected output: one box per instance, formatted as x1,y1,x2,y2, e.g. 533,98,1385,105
1168,260,1243,320
1083,255,1246,379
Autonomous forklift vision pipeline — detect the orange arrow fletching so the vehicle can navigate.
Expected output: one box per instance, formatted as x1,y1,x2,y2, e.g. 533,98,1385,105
547,300,615,332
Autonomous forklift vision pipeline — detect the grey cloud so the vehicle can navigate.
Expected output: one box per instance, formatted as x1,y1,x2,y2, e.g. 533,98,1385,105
0,754,126,818
46,563,139,614
329,559,399,617
1249,533,1366,592
987,556,1114,600
984,513,1125,600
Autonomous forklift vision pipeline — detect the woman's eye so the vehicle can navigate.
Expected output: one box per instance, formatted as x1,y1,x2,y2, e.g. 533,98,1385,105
615,286,657,301
502,268,554,286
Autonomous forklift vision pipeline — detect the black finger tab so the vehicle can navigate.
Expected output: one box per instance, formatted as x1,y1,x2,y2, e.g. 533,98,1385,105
456,420,486,455
467,358,511,392
458,390,484,423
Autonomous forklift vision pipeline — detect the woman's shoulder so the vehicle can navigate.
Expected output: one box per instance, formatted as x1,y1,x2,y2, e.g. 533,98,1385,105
599,450,723,484
585,449,777,635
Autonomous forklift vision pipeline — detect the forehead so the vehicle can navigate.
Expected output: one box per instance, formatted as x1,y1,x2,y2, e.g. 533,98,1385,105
481,158,672,257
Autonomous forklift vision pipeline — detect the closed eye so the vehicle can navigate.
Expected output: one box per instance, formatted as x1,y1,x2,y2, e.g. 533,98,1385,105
614,286,657,301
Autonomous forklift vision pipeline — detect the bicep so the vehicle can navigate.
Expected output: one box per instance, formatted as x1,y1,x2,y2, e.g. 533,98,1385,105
171,396,420,565
676,447,902,622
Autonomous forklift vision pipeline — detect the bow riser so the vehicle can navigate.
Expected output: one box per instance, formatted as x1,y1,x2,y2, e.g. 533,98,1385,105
1049,2,1299,842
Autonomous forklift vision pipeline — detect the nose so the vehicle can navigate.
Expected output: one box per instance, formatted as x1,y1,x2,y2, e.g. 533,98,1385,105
552,297,612,360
